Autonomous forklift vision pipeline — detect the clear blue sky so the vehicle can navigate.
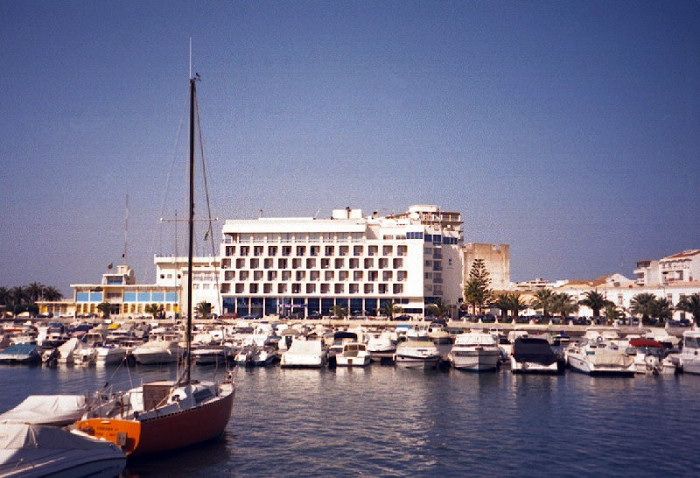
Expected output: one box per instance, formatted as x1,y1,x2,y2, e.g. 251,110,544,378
1,1,698,295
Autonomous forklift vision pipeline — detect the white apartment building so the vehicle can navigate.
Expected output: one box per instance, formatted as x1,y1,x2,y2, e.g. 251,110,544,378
634,249,700,286
218,205,463,318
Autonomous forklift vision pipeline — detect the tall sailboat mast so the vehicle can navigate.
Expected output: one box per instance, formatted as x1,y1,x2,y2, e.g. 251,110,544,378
185,74,197,385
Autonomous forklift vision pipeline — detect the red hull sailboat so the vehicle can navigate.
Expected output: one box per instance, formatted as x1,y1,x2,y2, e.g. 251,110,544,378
76,74,235,457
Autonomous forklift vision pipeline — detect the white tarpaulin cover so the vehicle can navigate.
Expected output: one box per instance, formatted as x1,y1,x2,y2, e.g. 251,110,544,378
0,423,126,478
0,395,87,426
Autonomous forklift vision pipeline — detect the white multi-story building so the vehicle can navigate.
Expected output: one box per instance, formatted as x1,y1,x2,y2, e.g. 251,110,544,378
634,250,700,286
219,205,463,318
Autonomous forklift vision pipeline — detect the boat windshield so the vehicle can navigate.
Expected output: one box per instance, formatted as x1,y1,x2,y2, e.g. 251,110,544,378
685,336,700,349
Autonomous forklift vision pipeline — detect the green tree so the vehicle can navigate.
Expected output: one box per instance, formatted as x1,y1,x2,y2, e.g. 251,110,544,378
604,303,623,324
145,303,164,320
551,292,579,320
650,297,673,325
630,293,657,326
331,305,348,319
42,286,63,301
379,301,402,319
426,299,448,318
97,302,111,319
463,259,492,314
26,282,45,303
507,293,528,321
9,286,28,316
195,301,213,319
578,290,612,319
530,288,555,319
677,294,700,326
492,293,511,321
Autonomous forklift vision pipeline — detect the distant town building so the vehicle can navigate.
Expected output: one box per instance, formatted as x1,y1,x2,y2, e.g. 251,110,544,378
218,205,464,317
463,243,510,291
634,250,700,286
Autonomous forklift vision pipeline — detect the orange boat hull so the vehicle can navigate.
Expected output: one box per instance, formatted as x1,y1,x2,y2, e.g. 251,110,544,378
76,388,235,456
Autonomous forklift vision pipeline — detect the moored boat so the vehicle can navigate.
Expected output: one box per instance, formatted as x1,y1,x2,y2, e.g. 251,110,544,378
335,342,371,367
0,423,126,478
0,343,42,364
566,339,636,376
449,330,501,372
74,73,235,457
510,337,563,374
395,339,441,369
280,338,327,368
680,330,700,375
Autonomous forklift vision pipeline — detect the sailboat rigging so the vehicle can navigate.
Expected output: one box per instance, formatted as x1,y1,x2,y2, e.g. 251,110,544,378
75,74,235,457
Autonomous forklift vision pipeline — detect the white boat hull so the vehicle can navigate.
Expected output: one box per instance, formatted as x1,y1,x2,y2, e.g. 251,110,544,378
450,347,500,371
395,354,440,369
335,353,371,367
510,356,560,374
567,351,636,376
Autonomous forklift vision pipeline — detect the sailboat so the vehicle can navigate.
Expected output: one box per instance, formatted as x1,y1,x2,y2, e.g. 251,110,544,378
75,74,235,457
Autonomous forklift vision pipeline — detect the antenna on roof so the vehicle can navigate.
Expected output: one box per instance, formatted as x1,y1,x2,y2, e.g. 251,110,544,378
189,38,192,79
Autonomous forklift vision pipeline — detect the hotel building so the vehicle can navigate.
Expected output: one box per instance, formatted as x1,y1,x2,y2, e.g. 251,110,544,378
218,205,464,318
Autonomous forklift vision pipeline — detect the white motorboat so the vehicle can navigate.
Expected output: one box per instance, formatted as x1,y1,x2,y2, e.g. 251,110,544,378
194,345,234,366
566,339,636,376
280,339,327,368
627,338,664,374
95,344,127,366
680,330,700,375
367,331,396,363
510,337,562,374
0,394,88,426
335,342,371,367
449,330,501,372
0,423,126,478
0,343,42,364
395,339,441,369
55,337,82,365
234,345,275,367
131,339,184,365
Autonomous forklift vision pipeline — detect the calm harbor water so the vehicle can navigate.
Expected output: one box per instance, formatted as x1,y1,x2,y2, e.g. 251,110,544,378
2,363,699,477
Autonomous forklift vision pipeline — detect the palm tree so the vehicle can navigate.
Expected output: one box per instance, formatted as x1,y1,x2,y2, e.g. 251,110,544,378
530,288,555,319
26,282,45,303
650,297,673,325
463,279,491,315
579,290,612,319
551,292,579,321
507,293,528,322
492,293,511,321
630,293,657,326
195,301,213,319
331,304,348,319
97,302,111,319
145,303,163,320
42,286,63,301
379,301,401,319
0,287,9,315
604,303,623,324
426,299,448,318
677,294,700,326
9,286,27,316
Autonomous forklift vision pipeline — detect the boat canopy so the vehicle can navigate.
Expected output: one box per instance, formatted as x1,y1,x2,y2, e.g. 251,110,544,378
0,395,87,426
512,337,557,365
0,423,125,477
